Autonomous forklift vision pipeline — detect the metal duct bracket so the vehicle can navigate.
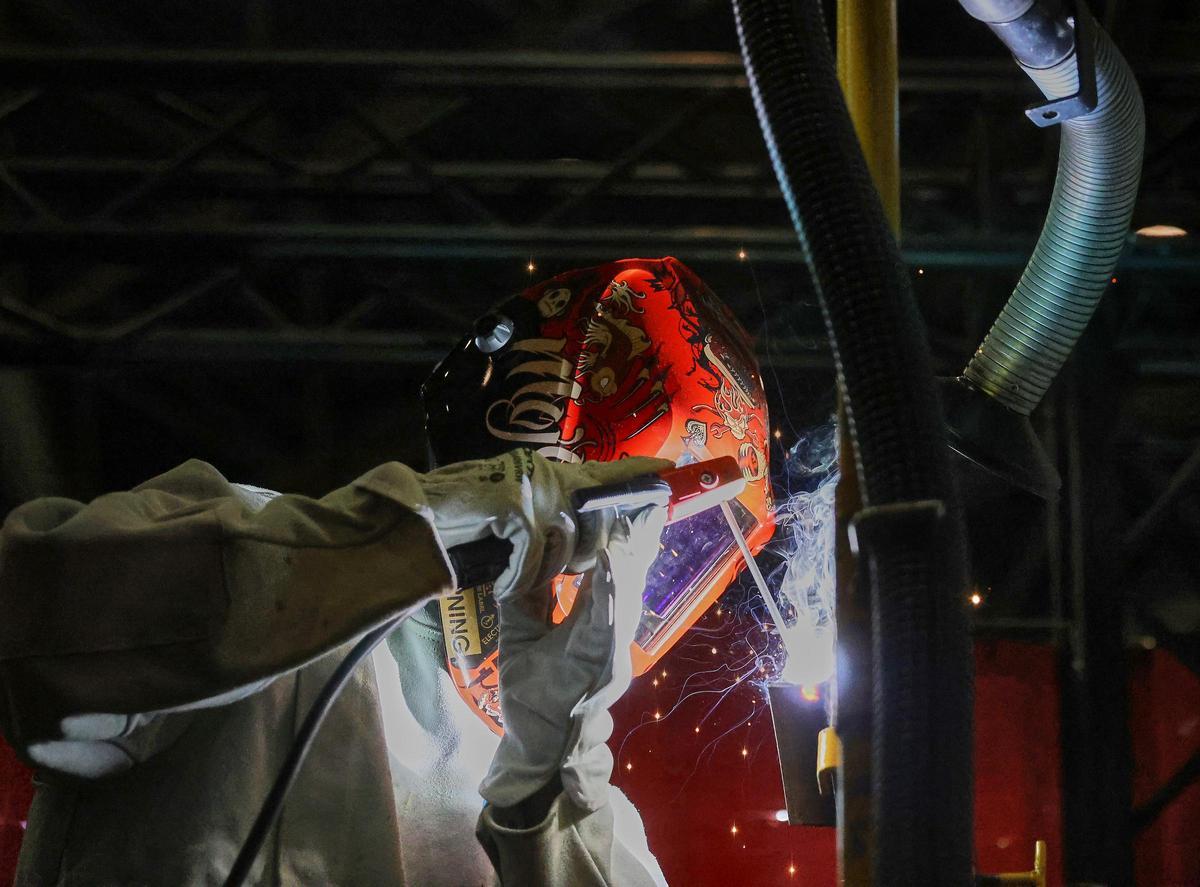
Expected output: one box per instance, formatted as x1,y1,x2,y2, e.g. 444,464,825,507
1024,0,1097,127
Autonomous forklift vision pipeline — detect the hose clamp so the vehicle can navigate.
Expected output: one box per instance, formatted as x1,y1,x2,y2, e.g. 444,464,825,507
1024,0,1098,128
847,499,947,560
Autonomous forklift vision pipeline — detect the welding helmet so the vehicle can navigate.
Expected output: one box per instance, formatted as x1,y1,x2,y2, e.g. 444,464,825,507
422,257,775,734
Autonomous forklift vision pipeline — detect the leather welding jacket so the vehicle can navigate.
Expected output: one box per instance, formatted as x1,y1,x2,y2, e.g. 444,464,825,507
0,459,665,887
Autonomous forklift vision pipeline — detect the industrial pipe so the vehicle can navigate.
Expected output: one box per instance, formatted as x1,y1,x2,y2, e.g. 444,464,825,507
960,1,1144,416
958,0,1076,69
732,1,973,884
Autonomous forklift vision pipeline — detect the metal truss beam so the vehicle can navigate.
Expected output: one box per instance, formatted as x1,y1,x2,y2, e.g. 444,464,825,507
2,156,1046,209
3,221,1198,271
1131,744,1200,833
1122,439,1200,552
0,327,833,368
1,47,1194,94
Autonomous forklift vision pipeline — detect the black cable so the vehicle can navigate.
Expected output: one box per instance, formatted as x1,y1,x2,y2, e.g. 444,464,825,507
221,536,514,886
221,615,402,887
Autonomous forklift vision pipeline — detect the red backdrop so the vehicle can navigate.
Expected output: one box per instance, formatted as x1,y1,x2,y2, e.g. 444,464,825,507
0,741,30,885
1130,647,1200,887
1,639,1197,885
610,633,1066,887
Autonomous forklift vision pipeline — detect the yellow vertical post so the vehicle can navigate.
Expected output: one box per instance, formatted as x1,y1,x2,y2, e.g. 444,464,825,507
832,1,900,885
837,0,901,233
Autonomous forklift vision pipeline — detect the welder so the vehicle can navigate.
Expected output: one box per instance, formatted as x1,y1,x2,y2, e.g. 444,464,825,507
0,257,773,886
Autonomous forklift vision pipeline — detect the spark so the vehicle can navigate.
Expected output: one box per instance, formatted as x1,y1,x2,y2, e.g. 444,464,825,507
613,427,841,802
737,248,747,261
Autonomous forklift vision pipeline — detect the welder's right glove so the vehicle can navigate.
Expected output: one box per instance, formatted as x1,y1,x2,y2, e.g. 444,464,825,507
418,449,670,602
479,504,668,812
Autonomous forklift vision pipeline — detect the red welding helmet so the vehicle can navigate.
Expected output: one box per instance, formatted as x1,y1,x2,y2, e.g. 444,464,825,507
422,257,775,734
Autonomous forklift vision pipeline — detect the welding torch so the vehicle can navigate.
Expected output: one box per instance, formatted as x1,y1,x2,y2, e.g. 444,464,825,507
447,455,746,589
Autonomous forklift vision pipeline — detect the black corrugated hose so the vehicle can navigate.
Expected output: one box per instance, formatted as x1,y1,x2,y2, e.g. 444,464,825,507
732,0,973,884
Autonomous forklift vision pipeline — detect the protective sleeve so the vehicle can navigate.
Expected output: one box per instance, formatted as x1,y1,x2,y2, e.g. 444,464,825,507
477,787,667,887
0,458,454,770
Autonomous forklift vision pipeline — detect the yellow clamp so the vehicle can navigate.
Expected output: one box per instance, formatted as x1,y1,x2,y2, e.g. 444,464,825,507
977,841,1047,887
816,726,841,795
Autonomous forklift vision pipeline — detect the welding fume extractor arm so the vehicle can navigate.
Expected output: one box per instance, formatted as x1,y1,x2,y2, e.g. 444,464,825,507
0,450,660,780
474,504,670,887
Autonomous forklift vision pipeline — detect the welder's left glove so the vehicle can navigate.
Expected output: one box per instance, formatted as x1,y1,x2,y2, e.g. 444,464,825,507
479,504,668,813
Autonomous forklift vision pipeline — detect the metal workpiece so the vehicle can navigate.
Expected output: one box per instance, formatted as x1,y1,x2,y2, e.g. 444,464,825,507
767,684,836,827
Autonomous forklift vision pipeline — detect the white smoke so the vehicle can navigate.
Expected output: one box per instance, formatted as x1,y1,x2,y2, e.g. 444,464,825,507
772,423,839,687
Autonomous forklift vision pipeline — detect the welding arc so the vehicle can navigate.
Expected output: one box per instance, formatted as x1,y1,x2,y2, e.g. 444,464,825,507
720,500,788,635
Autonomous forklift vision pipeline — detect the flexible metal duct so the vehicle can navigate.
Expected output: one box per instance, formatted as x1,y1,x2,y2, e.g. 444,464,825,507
962,3,1145,415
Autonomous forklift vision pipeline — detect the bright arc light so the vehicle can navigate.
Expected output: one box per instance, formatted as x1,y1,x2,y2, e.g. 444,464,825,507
774,809,789,822
772,433,840,688
779,623,836,686
1136,224,1188,238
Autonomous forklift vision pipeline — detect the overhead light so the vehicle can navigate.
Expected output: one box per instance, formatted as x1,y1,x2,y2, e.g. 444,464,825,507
1136,224,1188,238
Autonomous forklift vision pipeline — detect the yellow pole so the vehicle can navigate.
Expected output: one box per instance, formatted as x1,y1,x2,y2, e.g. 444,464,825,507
833,1,900,885
837,0,901,233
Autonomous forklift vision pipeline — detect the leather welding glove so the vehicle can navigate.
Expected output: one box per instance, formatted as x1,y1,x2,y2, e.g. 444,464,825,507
419,449,669,602
479,504,668,812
